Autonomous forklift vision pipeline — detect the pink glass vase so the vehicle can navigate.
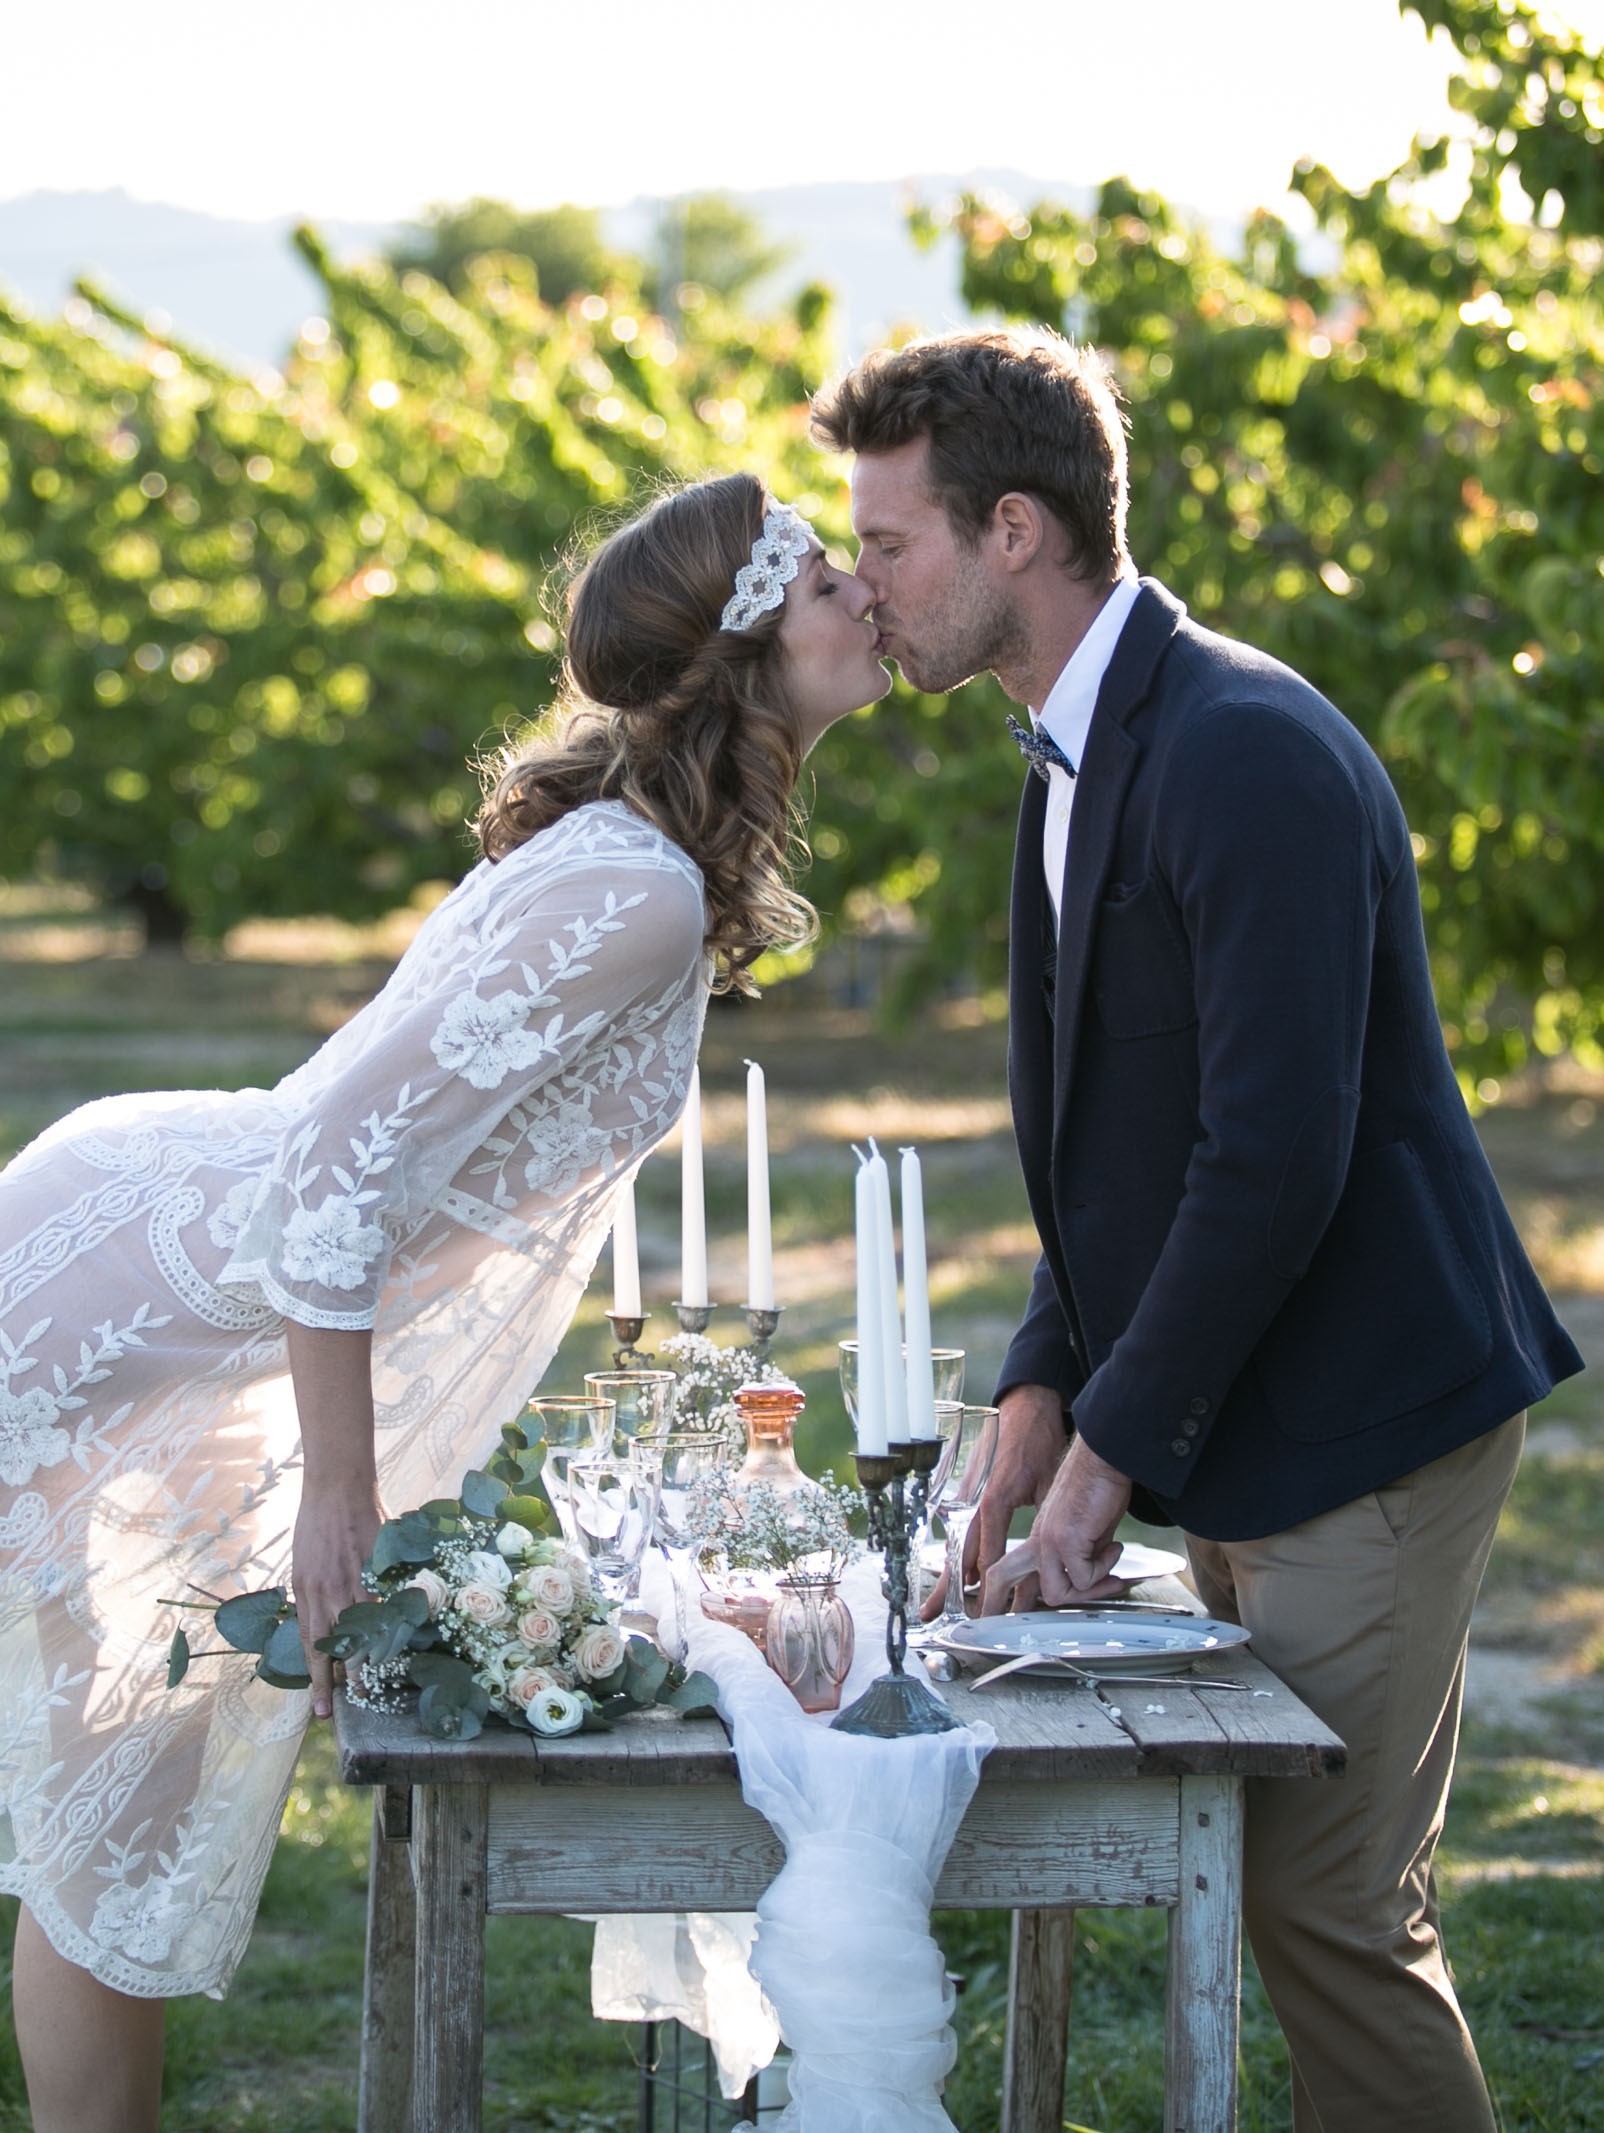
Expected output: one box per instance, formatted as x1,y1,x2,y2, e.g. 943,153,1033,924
765,1574,856,1713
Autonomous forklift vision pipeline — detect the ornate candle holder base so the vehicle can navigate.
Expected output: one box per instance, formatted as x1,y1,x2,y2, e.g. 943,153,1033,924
604,1312,654,1371
831,1442,961,1739
672,1301,717,1336
831,1665,959,1738
743,1304,783,1369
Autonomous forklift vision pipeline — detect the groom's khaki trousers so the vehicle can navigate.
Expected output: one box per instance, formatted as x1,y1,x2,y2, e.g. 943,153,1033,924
1186,1411,1524,2133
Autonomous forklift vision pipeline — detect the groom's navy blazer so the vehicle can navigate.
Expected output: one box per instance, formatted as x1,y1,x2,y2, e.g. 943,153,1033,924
998,579,1581,1540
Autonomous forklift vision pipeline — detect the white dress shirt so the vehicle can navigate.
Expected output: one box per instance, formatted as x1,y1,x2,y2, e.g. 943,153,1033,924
1032,574,1141,928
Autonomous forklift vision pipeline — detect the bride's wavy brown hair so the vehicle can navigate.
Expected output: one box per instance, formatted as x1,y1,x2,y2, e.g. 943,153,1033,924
475,474,817,995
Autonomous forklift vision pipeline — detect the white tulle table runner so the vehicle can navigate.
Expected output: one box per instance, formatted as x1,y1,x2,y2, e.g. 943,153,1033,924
590,1554,996,2129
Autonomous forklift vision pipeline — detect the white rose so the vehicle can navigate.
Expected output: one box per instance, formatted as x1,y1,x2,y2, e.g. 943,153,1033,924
405,1569,448,1618
573,1622,626,1682
516,1607,561,1652
454,1581,513,1629
494,1522,531,1561
462,1549,512,1592
525,1564,575,1614
527,1686,585,1736
504,1664,559,1710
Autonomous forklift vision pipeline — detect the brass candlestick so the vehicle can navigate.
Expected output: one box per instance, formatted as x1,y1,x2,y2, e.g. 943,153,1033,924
832,1439,960,1738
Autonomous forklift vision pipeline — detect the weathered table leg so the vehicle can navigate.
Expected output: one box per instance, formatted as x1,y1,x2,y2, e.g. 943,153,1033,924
359,1785,417,2133
1001,1907,1075,2133
412,1783,489,2133
1165,1775,1244,2133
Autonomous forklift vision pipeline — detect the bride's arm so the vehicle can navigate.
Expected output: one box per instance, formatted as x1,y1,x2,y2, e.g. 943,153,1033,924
286,1322,383,1717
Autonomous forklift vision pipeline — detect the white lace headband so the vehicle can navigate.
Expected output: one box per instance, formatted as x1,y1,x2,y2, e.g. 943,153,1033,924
720,503,813,633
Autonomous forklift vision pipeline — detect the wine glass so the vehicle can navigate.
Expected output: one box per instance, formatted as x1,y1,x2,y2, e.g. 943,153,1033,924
837,1341,965,1427
584,1369,678,1455
524,1396,614,1546
565,1451,660,1608
634,1429,730,1659
919,1403,1001,1646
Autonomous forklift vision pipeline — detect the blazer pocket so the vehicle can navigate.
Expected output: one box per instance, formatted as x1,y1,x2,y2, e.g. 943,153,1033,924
1253,1139,1494,1442
1090,879,1197,1039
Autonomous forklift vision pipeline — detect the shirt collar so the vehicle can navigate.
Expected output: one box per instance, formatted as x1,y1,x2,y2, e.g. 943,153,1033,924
1031,574,1141,764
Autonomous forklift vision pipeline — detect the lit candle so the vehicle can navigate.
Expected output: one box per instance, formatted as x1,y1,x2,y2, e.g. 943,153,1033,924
745,1058,774,1308
868,1142,909,1444
611,1174,641,1318
901,1146,937,1440
853,1153,888,1456
679,1066,708,1307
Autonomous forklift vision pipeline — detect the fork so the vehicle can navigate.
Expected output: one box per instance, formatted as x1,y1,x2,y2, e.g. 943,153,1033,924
967,1649,1251,1691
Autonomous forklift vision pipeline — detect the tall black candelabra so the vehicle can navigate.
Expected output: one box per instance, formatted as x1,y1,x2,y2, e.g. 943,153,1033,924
832,1438,959,1737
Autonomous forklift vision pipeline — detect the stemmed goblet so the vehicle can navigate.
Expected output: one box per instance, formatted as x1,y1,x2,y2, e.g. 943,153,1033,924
837,1341,965,1425
584,1369,678,1455
634,1429,730,1659
525,1396,614,1547
919,1403,1002,1647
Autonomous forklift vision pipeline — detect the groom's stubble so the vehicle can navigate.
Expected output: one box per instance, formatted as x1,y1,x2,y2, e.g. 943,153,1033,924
885,542,1032,700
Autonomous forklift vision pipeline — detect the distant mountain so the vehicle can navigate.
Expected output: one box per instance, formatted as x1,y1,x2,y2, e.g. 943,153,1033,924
0,174,1097,368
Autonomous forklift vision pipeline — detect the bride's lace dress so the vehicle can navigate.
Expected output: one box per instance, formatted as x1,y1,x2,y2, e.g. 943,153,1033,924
0,800,709,1997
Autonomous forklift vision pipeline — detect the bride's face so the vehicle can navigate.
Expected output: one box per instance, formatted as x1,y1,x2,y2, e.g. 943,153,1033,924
776,541,892,750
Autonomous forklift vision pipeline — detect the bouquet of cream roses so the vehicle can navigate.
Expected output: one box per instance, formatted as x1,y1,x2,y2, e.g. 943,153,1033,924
167,1432,716,1741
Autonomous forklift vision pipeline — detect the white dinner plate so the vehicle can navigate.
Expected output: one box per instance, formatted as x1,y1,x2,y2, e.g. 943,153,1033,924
932,1609,1251,1677
916,1539,1186,1585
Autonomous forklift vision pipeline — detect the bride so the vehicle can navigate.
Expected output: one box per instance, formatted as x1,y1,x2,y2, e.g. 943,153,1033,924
0,472,889,2132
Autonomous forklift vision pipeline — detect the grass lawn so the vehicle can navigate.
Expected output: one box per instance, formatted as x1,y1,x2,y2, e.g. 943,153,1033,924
1,887,1600,2131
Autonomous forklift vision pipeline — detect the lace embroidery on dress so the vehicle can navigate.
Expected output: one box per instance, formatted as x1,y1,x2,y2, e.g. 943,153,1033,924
0,800,710,1997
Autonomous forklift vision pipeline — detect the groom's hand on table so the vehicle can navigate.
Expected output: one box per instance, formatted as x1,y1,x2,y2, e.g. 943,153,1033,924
969,1392,1133,1614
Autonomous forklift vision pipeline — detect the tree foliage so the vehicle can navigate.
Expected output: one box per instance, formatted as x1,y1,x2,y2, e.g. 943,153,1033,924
896,0,1603,1083
0,0,1598,1085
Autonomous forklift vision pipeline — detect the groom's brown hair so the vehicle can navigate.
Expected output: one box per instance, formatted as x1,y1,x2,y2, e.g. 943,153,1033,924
811,327,1130,585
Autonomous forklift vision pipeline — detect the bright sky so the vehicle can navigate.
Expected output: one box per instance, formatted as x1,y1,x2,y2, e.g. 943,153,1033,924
5,0,1602,224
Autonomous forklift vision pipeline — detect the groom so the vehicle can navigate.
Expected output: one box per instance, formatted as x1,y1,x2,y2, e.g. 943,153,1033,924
812,328,1582,2132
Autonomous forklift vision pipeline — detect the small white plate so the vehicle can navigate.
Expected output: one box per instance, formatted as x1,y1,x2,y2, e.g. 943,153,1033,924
916,1539,1187,1584
933,1609,1251,1678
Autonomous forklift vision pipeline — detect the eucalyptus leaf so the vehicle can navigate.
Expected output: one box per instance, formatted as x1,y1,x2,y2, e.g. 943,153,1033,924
213,1588,289,1655
497,1492,552,1534
368,1509,440,1575
459,1469,508,1519
659,1670,721,1716
418,1680,490,1740
167,1627,191,1688
624,1649,671,1702
256,1618,312,1688
407,1650,476,1690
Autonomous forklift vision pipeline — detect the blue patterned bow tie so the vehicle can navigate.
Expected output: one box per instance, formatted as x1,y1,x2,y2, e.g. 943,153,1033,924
1007,714,1077,782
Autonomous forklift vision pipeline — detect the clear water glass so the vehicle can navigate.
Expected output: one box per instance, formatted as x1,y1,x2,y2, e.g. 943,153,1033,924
565,1451,660,1607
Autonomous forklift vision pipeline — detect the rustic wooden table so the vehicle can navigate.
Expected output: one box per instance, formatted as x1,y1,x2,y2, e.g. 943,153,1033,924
335,1646,1342,2133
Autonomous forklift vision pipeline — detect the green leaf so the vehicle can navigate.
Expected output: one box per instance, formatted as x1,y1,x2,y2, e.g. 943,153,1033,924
658,1670,721,1716
418,1680,490,1740
497,1492,553,1534
256,1617,312,1688
407,1649,476,1690
213,1588,289,1655
459,1468,508,1519
623,1648,671,1702
167,1627,191,1688
368,1509,441,1576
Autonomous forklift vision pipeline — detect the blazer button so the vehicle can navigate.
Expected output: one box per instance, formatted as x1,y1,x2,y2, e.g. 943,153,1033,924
1189,1397,1210,1417
1170,1438,1191,1457
1182,1419,1200,1437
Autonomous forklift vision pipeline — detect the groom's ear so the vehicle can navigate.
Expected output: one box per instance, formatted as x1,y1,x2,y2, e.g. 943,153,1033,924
992,491,1047,573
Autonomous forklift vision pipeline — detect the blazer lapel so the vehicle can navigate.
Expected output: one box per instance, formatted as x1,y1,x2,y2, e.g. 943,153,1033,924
1049,580,1185,1128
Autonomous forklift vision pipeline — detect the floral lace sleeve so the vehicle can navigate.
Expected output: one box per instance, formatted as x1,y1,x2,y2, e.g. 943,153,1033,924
214,843,705,1331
